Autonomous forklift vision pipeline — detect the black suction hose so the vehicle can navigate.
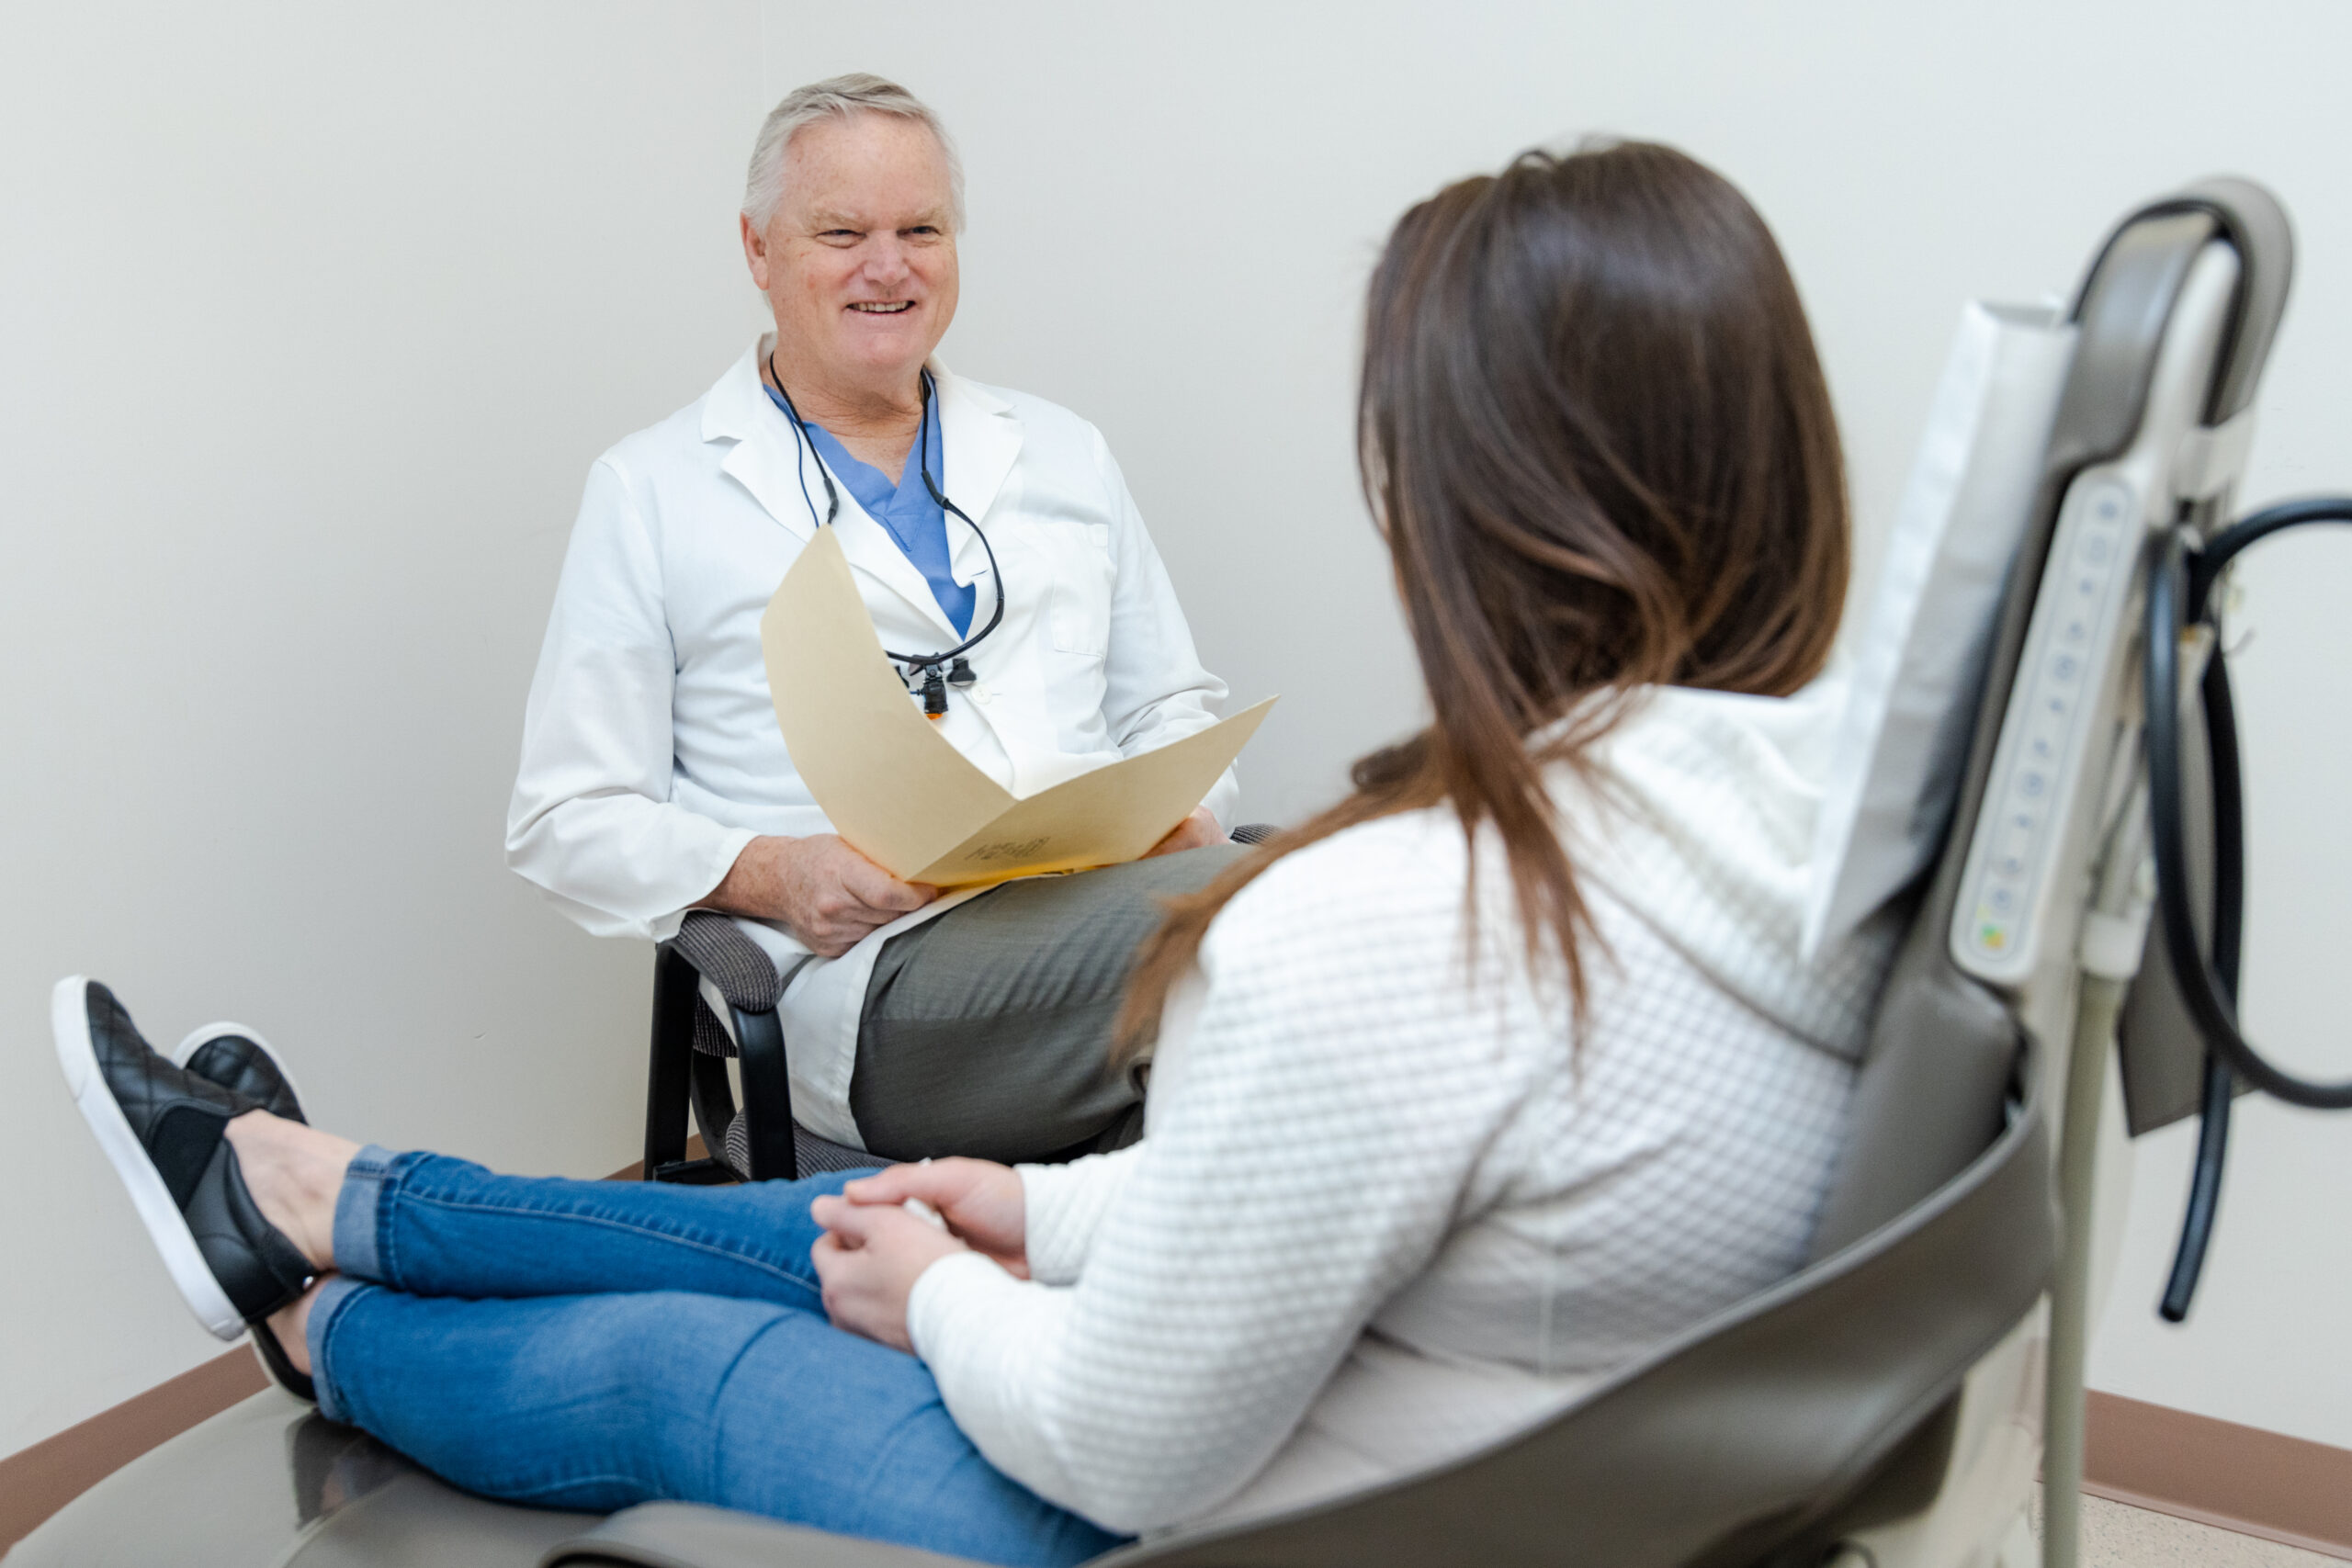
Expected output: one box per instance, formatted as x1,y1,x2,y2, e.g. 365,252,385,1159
2148,497,2352,1320
2159,604,2248,1323
2159,1055,2236,1321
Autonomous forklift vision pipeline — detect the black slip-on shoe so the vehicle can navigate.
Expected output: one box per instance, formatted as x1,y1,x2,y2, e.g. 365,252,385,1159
169,1022,316,1400
54,976,319,1341
173,1023,306,1123
171,1026,315,1400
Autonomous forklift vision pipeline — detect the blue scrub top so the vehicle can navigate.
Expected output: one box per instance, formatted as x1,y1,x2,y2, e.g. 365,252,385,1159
765,383,974,637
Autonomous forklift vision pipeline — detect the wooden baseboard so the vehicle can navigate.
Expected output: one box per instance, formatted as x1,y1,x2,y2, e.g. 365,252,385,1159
2086,1389,2352,1561
0,1145,690,1553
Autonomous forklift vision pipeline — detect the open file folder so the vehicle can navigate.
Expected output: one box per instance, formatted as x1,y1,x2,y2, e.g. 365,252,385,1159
761,530,1274,888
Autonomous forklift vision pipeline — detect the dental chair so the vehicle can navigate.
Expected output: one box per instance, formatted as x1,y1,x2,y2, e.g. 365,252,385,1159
14,175,2342,1568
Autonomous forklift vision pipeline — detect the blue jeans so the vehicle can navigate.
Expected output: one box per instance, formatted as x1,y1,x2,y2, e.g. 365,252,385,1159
304,1147,1125,1568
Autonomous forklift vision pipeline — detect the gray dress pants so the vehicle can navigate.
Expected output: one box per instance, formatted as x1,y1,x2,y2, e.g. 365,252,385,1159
849,842,1250,1164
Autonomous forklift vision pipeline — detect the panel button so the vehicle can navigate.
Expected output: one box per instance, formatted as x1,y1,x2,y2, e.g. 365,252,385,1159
1996,820,2033,879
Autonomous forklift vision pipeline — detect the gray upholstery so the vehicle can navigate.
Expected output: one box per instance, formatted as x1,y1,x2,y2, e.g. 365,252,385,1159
1809,886,2018,1258
674,911,786,1012
722,1110,875,1179
676,910,765,1065
690,1002,737,1062
6,1394,594,1568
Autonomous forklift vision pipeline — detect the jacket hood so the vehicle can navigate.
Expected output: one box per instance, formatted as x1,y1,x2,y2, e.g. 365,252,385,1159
1568,672,1896,1063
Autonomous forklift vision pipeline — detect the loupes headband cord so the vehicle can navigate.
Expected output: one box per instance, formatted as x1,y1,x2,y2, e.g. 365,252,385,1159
767,353,1007,716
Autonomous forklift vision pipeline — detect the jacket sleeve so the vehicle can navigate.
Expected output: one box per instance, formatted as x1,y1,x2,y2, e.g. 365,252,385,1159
1091,430,1241,829
906,838,1528,1532
1015,1145,1145,1286
504,458,758,941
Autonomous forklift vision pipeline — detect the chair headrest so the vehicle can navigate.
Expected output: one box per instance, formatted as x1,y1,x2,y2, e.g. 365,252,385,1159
1802,301,2076,961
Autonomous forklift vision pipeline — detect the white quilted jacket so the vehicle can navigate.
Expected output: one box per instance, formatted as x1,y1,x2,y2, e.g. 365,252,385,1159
907,678,1896,1535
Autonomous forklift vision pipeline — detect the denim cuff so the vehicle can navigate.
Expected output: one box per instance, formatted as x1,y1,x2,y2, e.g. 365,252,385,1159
305,1274,373,1425
332,1145,409,1284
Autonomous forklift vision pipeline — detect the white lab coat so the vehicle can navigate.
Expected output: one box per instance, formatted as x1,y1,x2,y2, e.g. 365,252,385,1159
506,339,1238,1143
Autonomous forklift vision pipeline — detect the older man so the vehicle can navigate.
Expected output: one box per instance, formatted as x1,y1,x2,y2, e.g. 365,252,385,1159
507,75,1245,1163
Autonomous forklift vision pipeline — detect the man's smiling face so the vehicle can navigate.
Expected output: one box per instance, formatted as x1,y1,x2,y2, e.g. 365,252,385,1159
747,111,959,396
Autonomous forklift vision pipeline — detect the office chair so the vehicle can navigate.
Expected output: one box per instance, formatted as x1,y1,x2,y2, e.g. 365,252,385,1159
641,824,1289,1184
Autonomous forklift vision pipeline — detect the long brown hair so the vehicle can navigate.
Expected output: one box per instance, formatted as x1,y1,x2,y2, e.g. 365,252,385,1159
1119,141,1849,1052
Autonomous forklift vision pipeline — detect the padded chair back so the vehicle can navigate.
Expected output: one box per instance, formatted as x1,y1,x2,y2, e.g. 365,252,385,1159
1095,1076,2047,1568
1083,318,2073,1567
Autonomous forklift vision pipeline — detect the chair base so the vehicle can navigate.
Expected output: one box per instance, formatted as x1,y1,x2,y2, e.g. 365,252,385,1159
647,1156,737,1186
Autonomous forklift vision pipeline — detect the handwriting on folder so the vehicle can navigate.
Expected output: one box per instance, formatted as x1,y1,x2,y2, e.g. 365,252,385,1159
761,530,1274,888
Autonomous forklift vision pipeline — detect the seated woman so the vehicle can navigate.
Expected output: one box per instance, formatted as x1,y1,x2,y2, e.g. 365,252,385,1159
56,140,1888,1568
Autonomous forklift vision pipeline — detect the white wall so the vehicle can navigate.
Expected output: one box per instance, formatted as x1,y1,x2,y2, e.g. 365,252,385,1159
6,0,2349,1467
0,1,765,1453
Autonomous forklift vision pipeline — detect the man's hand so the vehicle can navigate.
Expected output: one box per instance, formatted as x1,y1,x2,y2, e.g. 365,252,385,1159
841,1158,1029,1277
1144,806,1226,859
707,834,936,957
810,1192,973,1353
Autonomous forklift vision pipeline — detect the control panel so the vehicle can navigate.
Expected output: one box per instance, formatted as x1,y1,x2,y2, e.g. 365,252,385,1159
1951,475,2141,985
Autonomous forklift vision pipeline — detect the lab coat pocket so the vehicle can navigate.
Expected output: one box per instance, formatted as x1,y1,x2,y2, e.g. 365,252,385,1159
1046,522,1114,659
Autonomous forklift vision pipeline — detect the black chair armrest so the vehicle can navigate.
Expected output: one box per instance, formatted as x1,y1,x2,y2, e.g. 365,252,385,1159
644,913,800,1184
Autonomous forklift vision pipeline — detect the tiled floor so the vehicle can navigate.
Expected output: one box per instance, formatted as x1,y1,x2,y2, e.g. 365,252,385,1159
2033,1487,2345,1566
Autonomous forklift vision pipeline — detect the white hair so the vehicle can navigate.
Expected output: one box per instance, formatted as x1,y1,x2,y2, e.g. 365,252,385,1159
741,73,966,232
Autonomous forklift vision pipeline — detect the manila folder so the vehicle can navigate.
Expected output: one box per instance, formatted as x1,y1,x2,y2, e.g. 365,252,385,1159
761,529,1273,888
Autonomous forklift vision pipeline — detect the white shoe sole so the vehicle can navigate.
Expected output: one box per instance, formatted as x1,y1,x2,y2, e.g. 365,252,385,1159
170,1021,306,1119
53,976,245,1339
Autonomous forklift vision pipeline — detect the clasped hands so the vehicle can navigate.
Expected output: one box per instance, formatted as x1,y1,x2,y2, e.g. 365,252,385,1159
710,807,1227,958
811,1157,1026,1353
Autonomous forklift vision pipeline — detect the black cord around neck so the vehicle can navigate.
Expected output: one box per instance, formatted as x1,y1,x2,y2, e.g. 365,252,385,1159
764,353,1007,714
